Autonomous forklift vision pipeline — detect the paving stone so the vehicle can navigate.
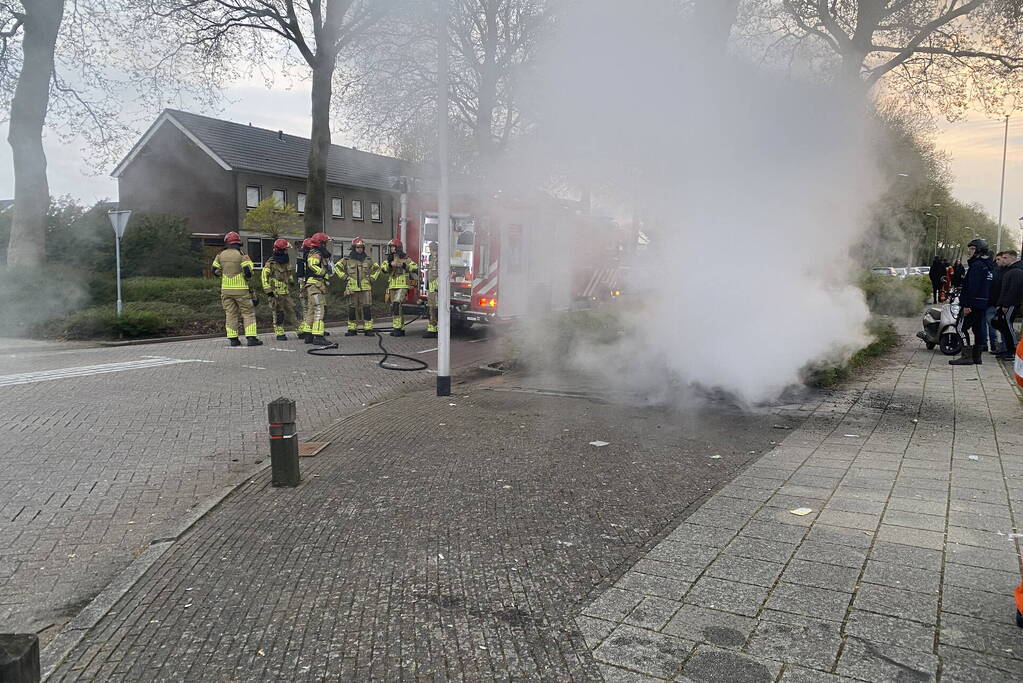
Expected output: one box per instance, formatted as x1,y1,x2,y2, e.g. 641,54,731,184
685,577,771,618
881,509,947,533
584,588,645,622
674,645,780,683
940,612,1023,658
780,559,860,593
792,540,867,569
804,524,874,549
945,544,1021,572
939,645,1023,683
943,563,1020,593
822,496,886,516
885,497,947,517
661,604,756,648
762,582,851,621
875,524,945,550
861,559,940,594
844,610,935,652
946,526,1014,550
666,523,739,549
617,572,691,601
836,636,938,682
867,541,942,571
722,536,798,564
684,508,753,531
740,521,809,545
625,597,681,631
646,541,720,570
948,509,1014,533
597,664,663,682
852,583,938,625
745,612,843,669
577,615,617,649
593,625,693,679
704,555,785,588
940,586,1012,621
633,559,703,584
777,664,859,682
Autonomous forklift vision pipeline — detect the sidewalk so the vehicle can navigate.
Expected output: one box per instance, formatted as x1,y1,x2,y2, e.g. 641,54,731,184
43,323,1023,681
583,327,1023,682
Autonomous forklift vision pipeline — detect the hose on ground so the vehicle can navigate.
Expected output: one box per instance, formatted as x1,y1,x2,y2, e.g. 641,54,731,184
306,330,429,371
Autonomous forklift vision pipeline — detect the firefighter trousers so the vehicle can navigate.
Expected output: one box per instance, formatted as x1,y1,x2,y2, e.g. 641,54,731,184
303,281,327,336
388,288,408,329
427,291,438,332
222,289,256,338
347,290,373,331
268,294,297,336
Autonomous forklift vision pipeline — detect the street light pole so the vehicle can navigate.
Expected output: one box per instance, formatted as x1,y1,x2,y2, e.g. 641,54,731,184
436,0,451,397
996,115,1009,253
108,210,132,317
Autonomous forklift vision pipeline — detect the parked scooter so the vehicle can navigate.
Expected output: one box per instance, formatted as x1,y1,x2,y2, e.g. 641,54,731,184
917,287,963,356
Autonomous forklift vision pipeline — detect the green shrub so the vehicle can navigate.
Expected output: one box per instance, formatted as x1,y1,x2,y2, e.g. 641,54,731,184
0,265,91,337
61,307,172,339
803,317,899,387
123,301,194,327
120,214,204,278
122,277,217,301
857,272,927,316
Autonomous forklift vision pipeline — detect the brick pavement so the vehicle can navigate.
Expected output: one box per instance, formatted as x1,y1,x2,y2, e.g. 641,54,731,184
582,324,1023,682
0,323,493,640
45,373,809,680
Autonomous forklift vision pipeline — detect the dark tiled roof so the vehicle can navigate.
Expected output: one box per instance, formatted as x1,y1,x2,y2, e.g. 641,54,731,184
165,109,411,191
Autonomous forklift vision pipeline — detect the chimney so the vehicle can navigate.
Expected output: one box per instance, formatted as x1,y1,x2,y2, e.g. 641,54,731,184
278,130,284,141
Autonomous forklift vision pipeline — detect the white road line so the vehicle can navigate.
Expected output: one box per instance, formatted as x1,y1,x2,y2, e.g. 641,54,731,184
0,357,202,387
417,347,439,354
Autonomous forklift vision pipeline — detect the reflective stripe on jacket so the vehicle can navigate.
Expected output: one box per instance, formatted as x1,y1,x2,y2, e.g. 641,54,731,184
306,250,330,282
213,247,253,290
381,256,418,290
333,256,380,293
261,260,292,295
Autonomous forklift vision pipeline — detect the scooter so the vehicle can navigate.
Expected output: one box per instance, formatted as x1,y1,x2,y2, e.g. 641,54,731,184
917,287,963,356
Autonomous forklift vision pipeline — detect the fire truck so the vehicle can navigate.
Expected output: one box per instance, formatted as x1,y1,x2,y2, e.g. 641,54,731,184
400,191,627,327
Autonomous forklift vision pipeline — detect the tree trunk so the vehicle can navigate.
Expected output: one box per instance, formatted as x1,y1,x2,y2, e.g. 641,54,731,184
304,54,335,238
6,0,64,266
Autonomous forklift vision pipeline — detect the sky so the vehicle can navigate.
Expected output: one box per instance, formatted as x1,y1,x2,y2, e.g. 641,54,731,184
0,83,1020,242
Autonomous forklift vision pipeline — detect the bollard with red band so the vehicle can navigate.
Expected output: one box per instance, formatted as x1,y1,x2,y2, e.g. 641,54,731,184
267,397,300,487
1014,338,1023,389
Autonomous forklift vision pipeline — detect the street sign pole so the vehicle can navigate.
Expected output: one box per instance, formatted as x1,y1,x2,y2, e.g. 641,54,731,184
108,210,132,317
436,0,451,397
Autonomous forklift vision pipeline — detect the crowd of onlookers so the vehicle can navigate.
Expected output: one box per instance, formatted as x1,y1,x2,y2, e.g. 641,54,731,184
932,243,1022,365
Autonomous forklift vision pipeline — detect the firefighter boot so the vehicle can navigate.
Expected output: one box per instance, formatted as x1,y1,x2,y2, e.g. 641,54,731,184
309,335,331,346
246,336,263,347
229,338,242,347
423,330,437,338
276,334,288,341
949,345,974,365
972,343,983,365
346,307,359,336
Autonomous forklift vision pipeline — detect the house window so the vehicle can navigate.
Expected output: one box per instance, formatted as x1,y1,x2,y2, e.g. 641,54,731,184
352,199,363,220
331,197,343,218
271,189,286,206
370,202,381,222
246,186,261,209
296,193,306,213
247,238,263,267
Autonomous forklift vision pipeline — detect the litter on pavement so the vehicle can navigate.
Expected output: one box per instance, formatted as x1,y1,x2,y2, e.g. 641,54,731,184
589,441,610,447
789,507,813,516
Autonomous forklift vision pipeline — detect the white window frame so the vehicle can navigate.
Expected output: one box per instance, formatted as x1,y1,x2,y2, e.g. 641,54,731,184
331,197,344,218
296,193,306,214
271,189,286,206
246,186,261,209
370,202,381,222
351,199,363,221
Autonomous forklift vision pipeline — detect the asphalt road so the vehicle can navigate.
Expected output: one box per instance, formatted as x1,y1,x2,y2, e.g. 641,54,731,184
0,321,495,641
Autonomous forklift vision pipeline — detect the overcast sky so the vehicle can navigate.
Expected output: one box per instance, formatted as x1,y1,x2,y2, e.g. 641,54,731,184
0,85,1020,239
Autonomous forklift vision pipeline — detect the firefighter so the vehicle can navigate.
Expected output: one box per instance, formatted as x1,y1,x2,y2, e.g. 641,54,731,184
424,240,439,338
295,238,312,341
212,231,262,347
303,232,333,346
261,238,299,341
333,237,380,336
380,238,418,336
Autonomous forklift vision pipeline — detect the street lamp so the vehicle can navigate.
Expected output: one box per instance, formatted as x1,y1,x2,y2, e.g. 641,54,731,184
108,210,132,316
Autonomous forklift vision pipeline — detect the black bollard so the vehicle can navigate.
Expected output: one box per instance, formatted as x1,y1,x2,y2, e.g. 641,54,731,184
267,398,301,487
0,634,40,683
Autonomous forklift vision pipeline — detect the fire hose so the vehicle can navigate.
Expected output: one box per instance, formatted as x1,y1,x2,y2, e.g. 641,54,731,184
305,313,428,372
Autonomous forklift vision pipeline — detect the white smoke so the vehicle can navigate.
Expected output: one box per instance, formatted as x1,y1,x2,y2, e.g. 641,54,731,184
496,0,882,404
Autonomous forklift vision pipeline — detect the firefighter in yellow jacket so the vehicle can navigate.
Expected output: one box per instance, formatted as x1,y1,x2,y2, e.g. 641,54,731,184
261,238,298,341
381,238,418,337
212,231,262,347
333,237,380,336
295,238,312,340
424,240,439,338
303,232,333,346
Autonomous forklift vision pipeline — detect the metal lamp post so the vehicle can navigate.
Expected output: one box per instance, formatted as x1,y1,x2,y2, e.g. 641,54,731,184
436,0,451,397
108,210,132,316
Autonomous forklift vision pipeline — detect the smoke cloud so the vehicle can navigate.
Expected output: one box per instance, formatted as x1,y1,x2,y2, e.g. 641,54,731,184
496,0,884,404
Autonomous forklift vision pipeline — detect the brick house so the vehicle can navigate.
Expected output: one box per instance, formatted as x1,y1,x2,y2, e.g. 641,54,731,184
112,109,412,267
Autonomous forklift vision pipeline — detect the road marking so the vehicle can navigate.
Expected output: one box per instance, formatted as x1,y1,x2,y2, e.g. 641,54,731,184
0,357,203,387
417,347,439,354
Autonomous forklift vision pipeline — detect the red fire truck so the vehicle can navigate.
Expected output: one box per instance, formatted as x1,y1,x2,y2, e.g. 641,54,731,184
400,191,627,327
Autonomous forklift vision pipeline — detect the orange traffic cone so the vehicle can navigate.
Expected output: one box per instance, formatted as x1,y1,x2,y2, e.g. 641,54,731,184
1015,337,1023,389
1016,579,1023,627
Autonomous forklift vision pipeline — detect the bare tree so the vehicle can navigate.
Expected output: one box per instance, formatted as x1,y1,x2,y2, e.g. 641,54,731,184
744,0,1023,114
151,0,396,237
339,0,554,175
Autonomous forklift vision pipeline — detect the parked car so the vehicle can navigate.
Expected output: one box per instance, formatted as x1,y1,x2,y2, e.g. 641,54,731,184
894,268,909,279
911,266,930,276
871,267,898,276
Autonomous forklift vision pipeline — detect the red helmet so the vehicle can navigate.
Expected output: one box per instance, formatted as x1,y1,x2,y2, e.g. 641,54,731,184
387,238,403,250
273,238,289,252
224,231,242,245
351,237,366,248
309,232,331,247
301,238,312,250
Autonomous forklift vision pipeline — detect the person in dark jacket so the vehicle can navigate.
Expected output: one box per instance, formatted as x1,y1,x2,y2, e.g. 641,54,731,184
950,240,995,366
952,260,966,288
994,250,1023,361
985,252,1008,354
929,256,945,304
